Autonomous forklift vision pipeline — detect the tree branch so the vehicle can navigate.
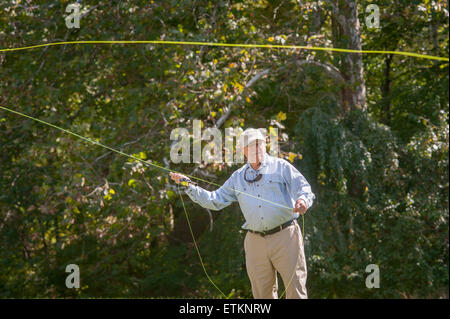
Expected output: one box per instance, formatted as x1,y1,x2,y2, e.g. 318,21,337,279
295,59,345,83
215,68,271,128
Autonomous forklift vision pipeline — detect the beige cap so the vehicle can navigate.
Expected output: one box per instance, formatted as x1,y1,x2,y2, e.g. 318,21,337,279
241,128,266,147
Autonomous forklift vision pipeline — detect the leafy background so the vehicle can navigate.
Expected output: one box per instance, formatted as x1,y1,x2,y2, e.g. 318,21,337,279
0,0,448,298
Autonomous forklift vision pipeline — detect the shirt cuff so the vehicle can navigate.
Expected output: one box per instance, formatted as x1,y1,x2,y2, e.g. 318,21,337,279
185,183,197,194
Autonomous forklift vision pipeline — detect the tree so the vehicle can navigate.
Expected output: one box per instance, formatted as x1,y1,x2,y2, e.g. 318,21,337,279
329,0,367,112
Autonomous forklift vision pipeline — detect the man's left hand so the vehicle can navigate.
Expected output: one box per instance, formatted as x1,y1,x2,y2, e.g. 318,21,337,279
293,199,308,215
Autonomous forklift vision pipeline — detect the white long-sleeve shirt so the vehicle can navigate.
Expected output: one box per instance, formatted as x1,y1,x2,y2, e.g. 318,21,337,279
185,153,315,232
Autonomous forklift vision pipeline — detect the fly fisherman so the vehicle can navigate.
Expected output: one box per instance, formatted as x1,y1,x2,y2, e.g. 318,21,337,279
169,128,315,299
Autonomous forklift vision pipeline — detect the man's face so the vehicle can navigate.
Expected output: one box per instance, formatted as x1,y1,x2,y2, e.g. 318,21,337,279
243,140,266,164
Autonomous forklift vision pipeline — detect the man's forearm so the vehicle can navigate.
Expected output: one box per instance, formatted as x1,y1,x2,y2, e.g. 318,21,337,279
185,184,218,210
185,184,236,211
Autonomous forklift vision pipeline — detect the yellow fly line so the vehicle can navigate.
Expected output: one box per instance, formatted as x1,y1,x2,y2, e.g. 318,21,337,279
0,40,448,62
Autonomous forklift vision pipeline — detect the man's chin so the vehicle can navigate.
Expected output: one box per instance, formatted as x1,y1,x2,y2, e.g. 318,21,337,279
246,153,264,164
248,158,263,165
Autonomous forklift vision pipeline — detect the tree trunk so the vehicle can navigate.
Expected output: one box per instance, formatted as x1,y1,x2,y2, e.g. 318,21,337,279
381,54,393,125
329,0,367,113
328,1,368,205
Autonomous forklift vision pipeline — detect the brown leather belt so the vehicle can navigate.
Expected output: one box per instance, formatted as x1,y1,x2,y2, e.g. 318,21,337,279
248,219,295,237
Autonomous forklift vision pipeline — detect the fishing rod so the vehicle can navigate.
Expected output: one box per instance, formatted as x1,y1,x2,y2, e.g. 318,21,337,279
0,105,304,298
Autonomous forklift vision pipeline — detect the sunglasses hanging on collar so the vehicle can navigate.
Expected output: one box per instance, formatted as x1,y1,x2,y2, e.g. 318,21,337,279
244,166,263,183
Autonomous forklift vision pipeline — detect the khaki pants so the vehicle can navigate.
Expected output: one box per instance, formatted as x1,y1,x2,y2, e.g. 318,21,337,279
244,219,308,299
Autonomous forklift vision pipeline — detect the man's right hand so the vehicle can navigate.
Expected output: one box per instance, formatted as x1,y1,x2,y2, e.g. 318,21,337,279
169,172,189,184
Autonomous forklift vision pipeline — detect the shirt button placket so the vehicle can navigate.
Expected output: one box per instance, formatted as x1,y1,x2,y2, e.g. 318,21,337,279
258,194,263,227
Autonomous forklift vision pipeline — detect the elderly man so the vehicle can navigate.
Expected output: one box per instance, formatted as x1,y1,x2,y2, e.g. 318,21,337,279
170,128,315,299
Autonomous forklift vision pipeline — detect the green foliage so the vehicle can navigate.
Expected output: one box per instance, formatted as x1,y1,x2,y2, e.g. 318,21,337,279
296,102,448,298
0,0,448,298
